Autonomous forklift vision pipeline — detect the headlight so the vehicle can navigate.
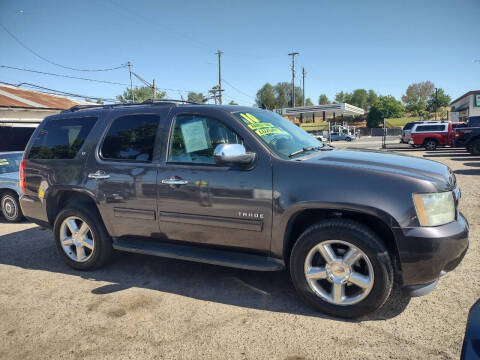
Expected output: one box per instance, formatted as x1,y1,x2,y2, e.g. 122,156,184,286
412,191,455,227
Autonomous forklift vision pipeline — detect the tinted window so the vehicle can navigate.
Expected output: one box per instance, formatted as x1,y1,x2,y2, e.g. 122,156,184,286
168,115,243,164
415,125,445,132
403,122,417,131
0,153,22,174
101,114,159,161
28,117,96,159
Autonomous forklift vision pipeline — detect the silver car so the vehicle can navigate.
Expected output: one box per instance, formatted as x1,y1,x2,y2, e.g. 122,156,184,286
0,151,24,222
329,132,356,142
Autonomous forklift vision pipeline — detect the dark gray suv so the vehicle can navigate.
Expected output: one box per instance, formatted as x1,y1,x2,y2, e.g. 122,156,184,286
19,101,469,318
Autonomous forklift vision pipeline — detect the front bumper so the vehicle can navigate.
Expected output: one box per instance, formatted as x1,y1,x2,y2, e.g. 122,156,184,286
393,212,469,291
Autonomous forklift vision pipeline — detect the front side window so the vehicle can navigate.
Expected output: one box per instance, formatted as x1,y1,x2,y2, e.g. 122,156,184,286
168,115,243,164
232,110,322,159
28,117,97,159
101,114,159,161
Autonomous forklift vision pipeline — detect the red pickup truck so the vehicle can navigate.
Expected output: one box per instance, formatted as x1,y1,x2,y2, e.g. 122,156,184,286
409,122,465,150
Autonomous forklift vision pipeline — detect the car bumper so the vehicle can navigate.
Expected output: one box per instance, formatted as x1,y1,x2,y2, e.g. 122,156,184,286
393,212,469,293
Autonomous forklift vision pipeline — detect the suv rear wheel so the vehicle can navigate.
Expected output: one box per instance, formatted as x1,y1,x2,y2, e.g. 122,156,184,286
469,139,480,155
289,219,394,318
1,191,24,222
53,204,113,270
424,139,438,151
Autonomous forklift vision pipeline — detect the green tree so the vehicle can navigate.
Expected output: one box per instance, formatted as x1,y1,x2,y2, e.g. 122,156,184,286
350,89,368,109
187,92,208,103
228,100,238,105
255,83,276,109
256,82,304,109
366,95,405,128
426,88,451,112
305,98,314,106
318,94,330,104
117,86,165,103
401,81,434,116
367,90,378,109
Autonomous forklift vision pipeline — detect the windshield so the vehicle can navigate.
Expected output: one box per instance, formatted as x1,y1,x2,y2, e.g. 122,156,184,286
0,153,22,174
232,110,323,159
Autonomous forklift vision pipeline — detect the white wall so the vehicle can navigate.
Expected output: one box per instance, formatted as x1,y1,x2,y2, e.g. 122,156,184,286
0,108,60,127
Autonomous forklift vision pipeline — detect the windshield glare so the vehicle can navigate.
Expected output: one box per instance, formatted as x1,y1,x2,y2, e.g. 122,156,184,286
233,110,322,158
0,154,22,174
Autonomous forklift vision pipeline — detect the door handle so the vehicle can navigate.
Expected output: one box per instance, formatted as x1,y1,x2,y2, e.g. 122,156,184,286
161,177,188,185
88,171,110,180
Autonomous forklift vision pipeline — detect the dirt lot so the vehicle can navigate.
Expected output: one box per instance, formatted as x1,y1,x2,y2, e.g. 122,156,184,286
1,146,479,360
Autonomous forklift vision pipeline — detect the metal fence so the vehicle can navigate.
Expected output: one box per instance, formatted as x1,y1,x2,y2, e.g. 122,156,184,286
358,127,402,137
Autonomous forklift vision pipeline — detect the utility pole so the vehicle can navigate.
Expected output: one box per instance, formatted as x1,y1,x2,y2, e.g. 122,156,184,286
216,50,223,104
434,87,438,121
152,79,156,100
288,52,299,107
127,61,134,102
302,67,306,106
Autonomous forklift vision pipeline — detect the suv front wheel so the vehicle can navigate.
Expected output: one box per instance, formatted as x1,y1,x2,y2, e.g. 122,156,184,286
290,219,394,318
53,204,113,270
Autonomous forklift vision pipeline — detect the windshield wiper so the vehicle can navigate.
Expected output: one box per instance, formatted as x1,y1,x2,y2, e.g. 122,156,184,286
288,147,317,157
288,145,333,158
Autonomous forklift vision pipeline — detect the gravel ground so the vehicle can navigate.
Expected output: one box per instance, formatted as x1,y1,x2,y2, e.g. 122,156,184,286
0,147,478,360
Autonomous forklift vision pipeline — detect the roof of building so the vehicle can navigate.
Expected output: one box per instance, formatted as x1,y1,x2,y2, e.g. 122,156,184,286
450,90,480,106
0,84,93,110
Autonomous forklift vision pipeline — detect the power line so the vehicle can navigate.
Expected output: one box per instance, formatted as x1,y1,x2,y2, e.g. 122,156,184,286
0,65,129,85
0,23,127,72
221,78,255,100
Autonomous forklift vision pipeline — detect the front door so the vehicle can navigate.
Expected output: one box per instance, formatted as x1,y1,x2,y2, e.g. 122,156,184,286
156,110,273,252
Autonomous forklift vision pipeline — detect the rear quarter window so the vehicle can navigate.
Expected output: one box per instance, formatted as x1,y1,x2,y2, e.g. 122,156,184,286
27,117,97,159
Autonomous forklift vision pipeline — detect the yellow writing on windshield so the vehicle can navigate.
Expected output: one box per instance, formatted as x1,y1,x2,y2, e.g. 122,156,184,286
240,113,260,124
248,122,273,130
255,128,284,136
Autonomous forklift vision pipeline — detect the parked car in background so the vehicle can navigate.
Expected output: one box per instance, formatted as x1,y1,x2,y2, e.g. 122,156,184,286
409,122,462,150
401,121,444,144
0,151,24,222
329,132,355,141
462,128,480,155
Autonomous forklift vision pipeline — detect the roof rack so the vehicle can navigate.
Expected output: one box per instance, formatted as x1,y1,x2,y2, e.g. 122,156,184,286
63,99,201,112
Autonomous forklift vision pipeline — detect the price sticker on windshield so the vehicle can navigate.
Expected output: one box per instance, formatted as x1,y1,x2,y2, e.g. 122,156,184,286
255,128,284,136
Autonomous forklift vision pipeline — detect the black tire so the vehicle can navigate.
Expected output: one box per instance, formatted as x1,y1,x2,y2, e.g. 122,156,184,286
1,191,24,222
289,219,394,318
53,203,113,270
469,139,480,155
345,137,352,142
424,139,437,151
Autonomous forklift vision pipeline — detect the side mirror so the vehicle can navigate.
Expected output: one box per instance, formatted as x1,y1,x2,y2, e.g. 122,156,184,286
213,144,255,166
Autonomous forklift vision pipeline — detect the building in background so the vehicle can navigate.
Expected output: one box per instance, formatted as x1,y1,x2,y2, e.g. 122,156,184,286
450,90,480,123
0,84,93,151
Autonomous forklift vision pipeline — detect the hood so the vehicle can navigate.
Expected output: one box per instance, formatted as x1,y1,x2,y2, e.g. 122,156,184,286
302,149,454,189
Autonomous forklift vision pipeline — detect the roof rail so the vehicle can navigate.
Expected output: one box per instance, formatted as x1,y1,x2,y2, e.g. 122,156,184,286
63,99,201,112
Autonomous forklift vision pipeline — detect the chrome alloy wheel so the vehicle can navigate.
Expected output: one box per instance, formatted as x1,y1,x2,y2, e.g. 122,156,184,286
304,240,374,306
1,194,18,220
59,216,95,262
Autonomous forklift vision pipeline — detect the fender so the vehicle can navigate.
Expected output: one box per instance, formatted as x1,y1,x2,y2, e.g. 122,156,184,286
271,201,401,259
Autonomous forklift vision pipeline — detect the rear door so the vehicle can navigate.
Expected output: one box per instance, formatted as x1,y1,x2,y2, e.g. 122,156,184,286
156,108,273,252
86,108,166,238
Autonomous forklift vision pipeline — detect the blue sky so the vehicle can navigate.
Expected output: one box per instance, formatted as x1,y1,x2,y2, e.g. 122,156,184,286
0,0,479,105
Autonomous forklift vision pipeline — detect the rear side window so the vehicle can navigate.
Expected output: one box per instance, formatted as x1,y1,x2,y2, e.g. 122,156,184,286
28,117,97,159
415,125,445,132
101,114,159,161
